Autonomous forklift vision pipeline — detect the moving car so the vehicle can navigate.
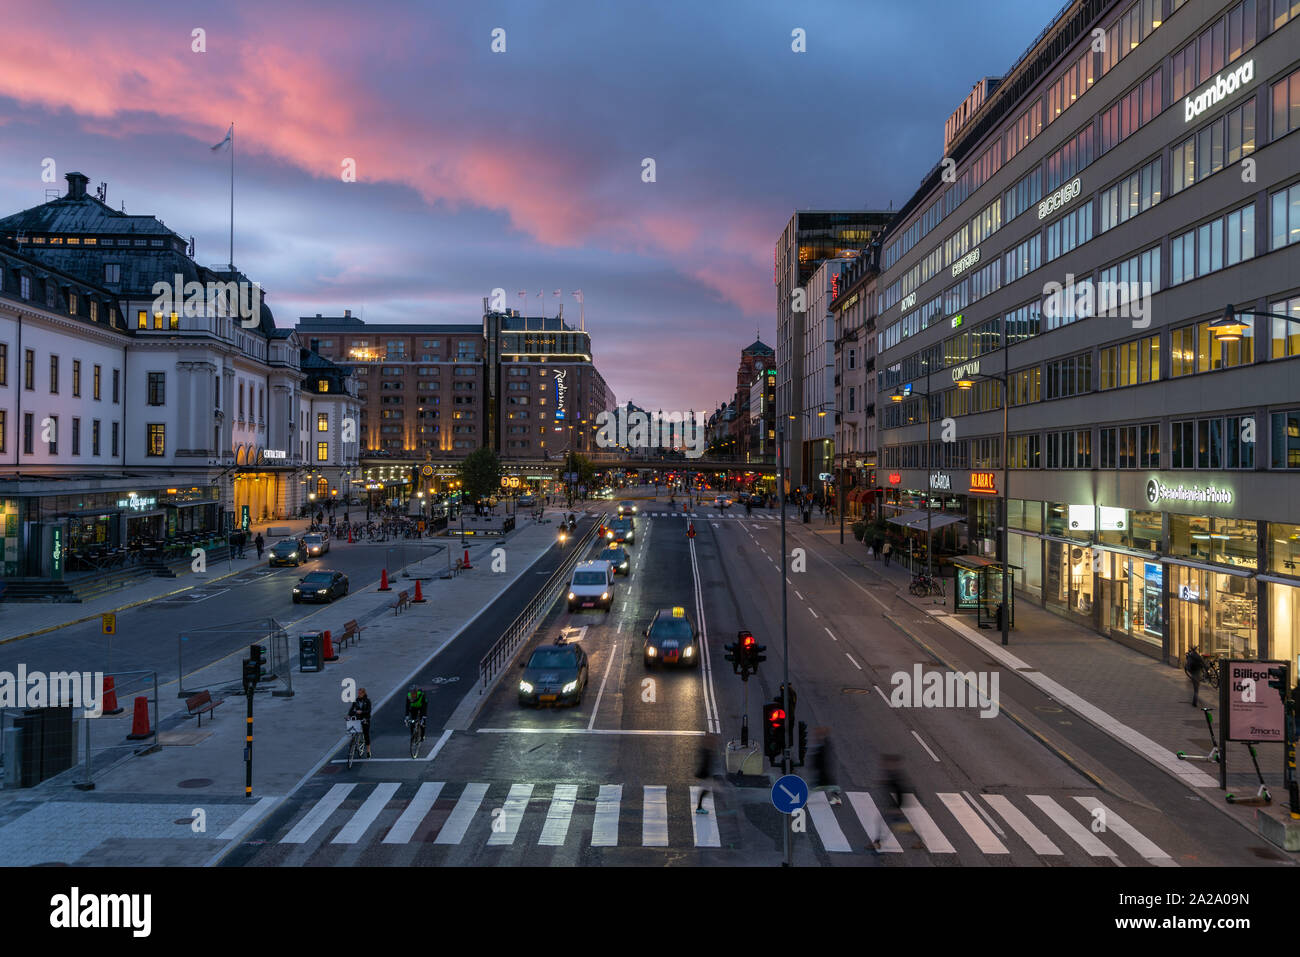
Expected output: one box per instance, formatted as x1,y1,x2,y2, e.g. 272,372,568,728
610,517,635,544
598,545,631,575
714,496,731,510
643,606,699,668
268,538,308,566
303,532,330,556
519,638,589,707
518,494,536,507
568,560,615,612
292,570,349,603
616,503,638,517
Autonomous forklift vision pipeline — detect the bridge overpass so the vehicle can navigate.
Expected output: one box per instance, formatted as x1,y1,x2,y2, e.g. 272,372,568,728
359,450,776,479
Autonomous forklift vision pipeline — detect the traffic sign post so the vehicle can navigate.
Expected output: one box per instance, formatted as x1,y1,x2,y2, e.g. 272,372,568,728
770,774,808,815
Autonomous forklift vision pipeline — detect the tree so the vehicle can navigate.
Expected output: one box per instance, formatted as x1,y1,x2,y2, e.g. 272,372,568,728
458,447,501,504
569,452,596,487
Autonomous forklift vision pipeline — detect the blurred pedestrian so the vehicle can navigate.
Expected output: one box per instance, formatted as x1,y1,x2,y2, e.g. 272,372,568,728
1185,647,1206,706
882,541,892,566
694,733,719,814
254,533,264,559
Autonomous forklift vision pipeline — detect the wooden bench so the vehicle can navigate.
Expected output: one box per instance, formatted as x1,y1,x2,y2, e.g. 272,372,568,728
185,690,224,727
391,590,411,615
337,619,363,649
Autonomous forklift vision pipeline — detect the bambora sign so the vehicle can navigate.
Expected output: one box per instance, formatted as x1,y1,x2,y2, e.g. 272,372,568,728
969,472,997,494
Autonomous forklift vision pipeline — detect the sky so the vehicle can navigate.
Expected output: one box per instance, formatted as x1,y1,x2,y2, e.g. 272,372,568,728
0,0,1057,413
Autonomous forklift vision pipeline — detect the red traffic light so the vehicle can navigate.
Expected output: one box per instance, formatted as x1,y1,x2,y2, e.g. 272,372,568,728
742,634,756,648
769,708,786,724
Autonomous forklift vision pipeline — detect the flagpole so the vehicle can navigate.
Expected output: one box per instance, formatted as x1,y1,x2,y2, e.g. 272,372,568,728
229,122,235,269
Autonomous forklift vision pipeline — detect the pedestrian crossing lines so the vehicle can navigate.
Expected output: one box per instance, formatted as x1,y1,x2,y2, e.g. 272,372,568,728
646,511,779,520
808,790,1175,865
274,781,729,851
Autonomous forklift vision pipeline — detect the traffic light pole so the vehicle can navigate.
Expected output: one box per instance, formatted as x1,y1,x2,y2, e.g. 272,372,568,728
778,425,792,867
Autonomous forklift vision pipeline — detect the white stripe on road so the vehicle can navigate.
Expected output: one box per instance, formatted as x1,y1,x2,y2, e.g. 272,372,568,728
1028,795,1116,858
588,641,618,731
937,792,1008,854
436,782,488,844
795,590,804,600
592,784,621,846
808,607,819,618
643,785,669,846
911,730,941,762
900,794,955,853
539,784,579,846
217,797,278,840
874,685,891,706
689,788,720,847
333,782,400,844
963,789,1005,838
487,783,534,846
847,792,902,852
383,782,443,844
806,790,851,852
1072,797,1175,866
282,783,355,844
845,653,862,670
824,627,837,641
981,794,1061,856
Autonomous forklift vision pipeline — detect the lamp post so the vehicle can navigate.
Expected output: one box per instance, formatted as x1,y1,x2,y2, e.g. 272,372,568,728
1209,302,1299,343
810,405,847,544
955,368,1010,646
890,372,935,582
776,421,792,867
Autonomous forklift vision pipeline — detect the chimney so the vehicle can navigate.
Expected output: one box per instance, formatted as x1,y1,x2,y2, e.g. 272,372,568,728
66,172,89,200
310,338,320,353
344,309,352,318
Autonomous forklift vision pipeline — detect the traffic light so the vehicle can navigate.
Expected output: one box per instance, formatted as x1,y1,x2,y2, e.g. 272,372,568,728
242,657,261,693
738,631,766,675
723,642,739,675
762,702,787,763
797,721,809,766
1269,666,1289,702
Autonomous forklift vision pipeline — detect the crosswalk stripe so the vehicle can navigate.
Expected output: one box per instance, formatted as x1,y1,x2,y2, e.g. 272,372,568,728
592,784,621,846
488,783,533,846
807,790,851,852
282,783,355,844
901,794,956,853
218,796,278,841
689,788,721,847
383,782,444,844
333,782,400,844
846,792,903,852
1028,795,1115,858
937,793,1008,854
436,782,488,844
1072,798,1175,866
539,785,578,846
643,785,669,846
981,794,1062,855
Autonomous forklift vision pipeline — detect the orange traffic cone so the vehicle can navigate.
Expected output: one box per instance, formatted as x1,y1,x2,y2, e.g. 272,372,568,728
378,568,391,591
101,675,123,716
687,521,696,539
462,549,472,570
412,579,426,603
323,630,338,662
125,696,151,739
348,528,354,543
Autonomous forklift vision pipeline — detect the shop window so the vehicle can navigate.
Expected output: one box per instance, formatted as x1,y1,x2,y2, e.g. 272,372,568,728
1269,522,1300,574
1269,296,1300,359
1273,409,1300,468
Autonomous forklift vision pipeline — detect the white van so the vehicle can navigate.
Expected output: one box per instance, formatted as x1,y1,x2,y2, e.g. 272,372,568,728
568,560,615,612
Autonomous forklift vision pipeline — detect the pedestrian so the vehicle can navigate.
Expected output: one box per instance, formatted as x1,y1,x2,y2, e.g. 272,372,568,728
872,753,909,849
693,733,719,815
882,540,892,566
254,533,265,559
1185,646,1206,706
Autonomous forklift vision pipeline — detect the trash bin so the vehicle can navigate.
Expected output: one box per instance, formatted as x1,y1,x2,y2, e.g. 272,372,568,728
299,632,323,673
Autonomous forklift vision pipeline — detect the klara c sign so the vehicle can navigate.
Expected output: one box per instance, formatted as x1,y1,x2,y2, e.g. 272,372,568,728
1145,478,1232,506
969,472,997,494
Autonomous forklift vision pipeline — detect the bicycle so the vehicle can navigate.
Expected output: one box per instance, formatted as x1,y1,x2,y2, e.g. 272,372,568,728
406,715,426,758
345,719,366,768
1185,647,1220,689
908,573,945,598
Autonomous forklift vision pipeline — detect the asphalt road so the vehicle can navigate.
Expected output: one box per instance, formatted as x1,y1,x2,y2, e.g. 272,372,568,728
215,488,1280,867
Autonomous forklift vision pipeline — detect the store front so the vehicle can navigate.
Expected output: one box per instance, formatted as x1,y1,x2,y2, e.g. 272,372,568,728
160,487,221,537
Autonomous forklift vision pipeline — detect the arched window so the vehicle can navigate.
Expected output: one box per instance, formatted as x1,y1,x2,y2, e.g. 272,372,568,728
317,477,329,498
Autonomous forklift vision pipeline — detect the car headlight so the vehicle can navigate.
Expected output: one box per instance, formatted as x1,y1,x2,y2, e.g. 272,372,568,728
568,592,576,600
519,681,534,694
683,646,694,657
601,592,609,600
620,562,628,569
562,681,578,694
317,589,328,595
292,587,301,593
289,552,298,558
646,646,657,657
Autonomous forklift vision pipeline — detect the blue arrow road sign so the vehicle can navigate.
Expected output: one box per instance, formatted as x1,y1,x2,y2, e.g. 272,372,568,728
771,774,809,814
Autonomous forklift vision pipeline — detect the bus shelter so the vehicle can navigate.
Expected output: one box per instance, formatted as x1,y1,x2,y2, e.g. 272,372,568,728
951,556,1018,630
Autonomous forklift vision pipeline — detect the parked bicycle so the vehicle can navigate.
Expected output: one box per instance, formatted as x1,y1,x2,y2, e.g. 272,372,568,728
908,572,945,597
1184,646,1221,689
345,719,366,768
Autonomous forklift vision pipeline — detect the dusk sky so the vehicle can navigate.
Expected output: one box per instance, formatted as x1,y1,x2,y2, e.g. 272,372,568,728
0,0,1055,414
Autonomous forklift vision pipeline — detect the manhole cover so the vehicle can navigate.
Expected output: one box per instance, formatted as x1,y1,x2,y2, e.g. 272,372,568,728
1034,705,1064,714
841,687,870,695
177,778,213,789
32,861,69,867
174,818,193,825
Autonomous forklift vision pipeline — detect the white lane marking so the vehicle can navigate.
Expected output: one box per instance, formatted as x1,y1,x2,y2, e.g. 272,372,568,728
423,728,453,763
824,627,837,641
962,789,1005,838
282,783,355,844
592,784,621,846
937,792,1008,854
847,792,903,852
332,782,401,844
712,523,719,528
808,607,819,618
217,797,278,840
487,783,533,846
588,640,618,731
1027,795,1116,859
643,785,669,846
981,794,1062,856
900,794,956,854
688,537,720,734
476,728,707,736
539,784,579,846
786,577,792,585
383,782,444,843
689,788,721,847
845,653,862,670
616,621,622,633
911,730,941,762
795,590,804,600
1072,797,1175,866
873,685,891,705
806,790,851,852
435,782,488,844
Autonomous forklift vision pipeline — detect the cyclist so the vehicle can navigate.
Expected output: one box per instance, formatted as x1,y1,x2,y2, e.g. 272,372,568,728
347,687,372,758
1185,647,1207,706
405,685,428,738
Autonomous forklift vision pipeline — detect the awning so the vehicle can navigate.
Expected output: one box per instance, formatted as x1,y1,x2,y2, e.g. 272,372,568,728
904,512,964,531
1161,556,1256,579
885,509,926,527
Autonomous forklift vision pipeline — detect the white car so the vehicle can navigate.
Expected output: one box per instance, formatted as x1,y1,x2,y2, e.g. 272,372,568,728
714,496,731,510
303,533,330,556
567,560,615,612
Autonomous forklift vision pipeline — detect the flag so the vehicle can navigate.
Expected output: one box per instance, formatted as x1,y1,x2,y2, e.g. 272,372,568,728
517,289,527,297
553,289,561,297
211,124,233,151
572,290,583,303
537,290,543,298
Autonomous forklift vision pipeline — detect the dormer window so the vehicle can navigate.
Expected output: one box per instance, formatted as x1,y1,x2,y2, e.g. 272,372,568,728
32,237,44,244
19,276,30,299
49,237,62,245
90,301,99,323
84,238,96,246
66,237,79,245
68,292,78,315
318,379,330,392
104,264,120,283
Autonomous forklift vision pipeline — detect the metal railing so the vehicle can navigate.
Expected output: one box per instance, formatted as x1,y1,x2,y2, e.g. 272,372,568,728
478,513,607,691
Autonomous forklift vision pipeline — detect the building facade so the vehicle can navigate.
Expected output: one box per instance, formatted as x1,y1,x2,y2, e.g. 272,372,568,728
873,0,1300,665
831,247,882,515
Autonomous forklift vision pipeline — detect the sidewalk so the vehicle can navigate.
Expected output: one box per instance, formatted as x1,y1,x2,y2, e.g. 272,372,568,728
0,511,577,866
782,511,1298,846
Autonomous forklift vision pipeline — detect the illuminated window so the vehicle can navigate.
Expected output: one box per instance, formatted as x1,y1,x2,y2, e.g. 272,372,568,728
147,423,166,456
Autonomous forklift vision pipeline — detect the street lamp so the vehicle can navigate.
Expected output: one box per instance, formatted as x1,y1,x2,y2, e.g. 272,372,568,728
955,369,1011,646
1209,302,1300,343
809,403,849,543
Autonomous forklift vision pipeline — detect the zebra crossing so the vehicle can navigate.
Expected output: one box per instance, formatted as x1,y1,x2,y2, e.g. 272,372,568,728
269,780,1175,864
643,511,781,520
